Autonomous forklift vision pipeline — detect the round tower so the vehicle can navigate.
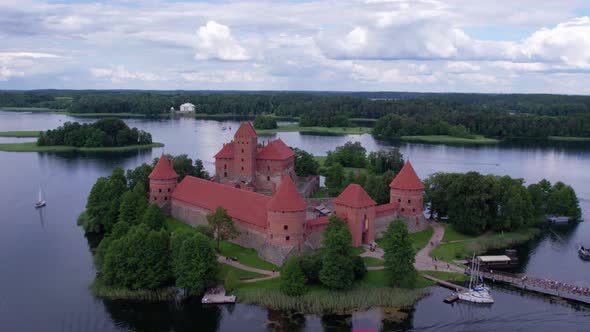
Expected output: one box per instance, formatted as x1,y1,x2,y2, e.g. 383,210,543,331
266,176,307,246
148,154,179,213
389,161,425,217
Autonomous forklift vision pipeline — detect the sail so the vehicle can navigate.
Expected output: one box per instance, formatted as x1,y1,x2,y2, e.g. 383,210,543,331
38,186,43,202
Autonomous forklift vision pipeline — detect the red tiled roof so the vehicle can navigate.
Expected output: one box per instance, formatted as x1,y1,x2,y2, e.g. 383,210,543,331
214,142,234,159
257,139,295,160
266,176,307,211
389,161,425,190
171,176,270,228
307,215,329,227
333,184,377,208
149,154,178,180
234,122,257,138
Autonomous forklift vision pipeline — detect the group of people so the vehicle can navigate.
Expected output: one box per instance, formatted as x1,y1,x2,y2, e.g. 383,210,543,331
369,243,378,252
519,275,590,296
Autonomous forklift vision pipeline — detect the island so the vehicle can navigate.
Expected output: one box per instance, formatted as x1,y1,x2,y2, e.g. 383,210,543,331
76,122,583,315
0,118,163,152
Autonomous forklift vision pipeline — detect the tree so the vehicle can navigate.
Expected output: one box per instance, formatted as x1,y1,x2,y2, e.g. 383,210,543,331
527,179,552,217
367,149,404,175
253,114,278,129
319,215,355,290
142,203,165,230
325,163,345,196
299,251,323,284
126,163,153,192
280,257,307,296
547,182,582,220
382,220,416,288
207,207,239,249
292,147,320,176
173,233,219,294
324,142,367,168
118,185,147,225
85,177,111,233
224,270,239,293
352,256,367,280
101,225,171,290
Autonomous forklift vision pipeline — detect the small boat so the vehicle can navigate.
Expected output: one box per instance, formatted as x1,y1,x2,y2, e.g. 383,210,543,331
221,126,227,130
579,246,590,261
457,254,494,304
35,186,46,208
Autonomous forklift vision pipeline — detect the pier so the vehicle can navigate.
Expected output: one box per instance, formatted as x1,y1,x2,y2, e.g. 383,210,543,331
201,287,236,304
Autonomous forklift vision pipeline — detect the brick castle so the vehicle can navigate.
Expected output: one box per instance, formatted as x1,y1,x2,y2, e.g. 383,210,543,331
149,122,426,264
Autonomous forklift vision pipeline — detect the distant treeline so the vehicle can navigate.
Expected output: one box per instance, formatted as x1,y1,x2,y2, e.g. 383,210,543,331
2,90,590,137
37,118,152,147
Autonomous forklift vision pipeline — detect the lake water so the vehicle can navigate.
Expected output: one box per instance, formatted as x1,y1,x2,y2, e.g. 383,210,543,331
0,110,589,331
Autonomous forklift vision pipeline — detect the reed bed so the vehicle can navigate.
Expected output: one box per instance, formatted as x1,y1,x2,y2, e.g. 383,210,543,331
90,280,177,302
235,287,428,314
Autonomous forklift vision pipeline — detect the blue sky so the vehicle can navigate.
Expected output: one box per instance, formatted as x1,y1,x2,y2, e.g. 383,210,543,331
1,0,590,94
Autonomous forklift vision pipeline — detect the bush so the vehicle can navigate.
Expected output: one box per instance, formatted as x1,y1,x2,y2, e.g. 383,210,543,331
280,258,307,296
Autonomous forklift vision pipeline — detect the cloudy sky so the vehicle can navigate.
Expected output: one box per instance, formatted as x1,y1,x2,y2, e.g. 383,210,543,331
1,0,590,93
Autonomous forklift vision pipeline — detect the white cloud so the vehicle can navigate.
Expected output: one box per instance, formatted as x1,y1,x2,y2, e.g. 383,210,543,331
0,52,61,59
194,21,250,61
180,70,263,83
91,66,167,83
0,66,25,81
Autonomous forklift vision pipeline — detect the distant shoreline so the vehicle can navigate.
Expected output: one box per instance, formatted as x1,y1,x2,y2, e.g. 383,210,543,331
0,142,164,152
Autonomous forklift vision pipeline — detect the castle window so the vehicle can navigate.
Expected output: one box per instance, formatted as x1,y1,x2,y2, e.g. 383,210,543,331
241,166,244,170
224,172,227,177
267,176,270,181
267,166,270,171
412,208,416,212
286,236,290,241
164,197,168,201
398,198,401,203
159,189,162,193
284,225,288,230
408,199,411,204
401,208,405,212
270,234,273,239
168,188,171,192
241,149,244,153
224,164,227,170
154,197,157,201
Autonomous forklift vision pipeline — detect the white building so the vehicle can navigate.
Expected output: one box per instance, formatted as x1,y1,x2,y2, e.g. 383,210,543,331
179,103,195,113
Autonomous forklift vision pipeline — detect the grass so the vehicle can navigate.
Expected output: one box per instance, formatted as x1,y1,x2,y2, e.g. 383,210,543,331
218,264,265,280
441,223,473,242
0,131,42,137
164,217,279,271
431,226,542,262
362,256,384,267
409,227,434,252
548,136,590,142
310,187,327,198
0,142,164,152
90,279,177,301
0,107,58,112
351,246,365,256
256,124,372,136
399,135,499,144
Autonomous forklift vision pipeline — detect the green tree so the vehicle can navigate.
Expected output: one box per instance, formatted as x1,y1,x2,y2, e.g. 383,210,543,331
527,179,552,216
325,163,346,196
299,251,323,284
280,257,307,296
253,114,278,129
173,233,219,294
207,207,240,249
101,225,170,290
292,147,320,176
224,270,239,293
118,185,147,225
547,182,582,220
382,220,416,288
142,203,165,230
85,177,111,233
324,142,367,168
352,256,367,280
367,149,404,175
126,163,153,192
319,215,355,290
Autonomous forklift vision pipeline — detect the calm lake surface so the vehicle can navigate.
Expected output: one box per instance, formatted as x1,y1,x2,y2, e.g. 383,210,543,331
0,110,589,331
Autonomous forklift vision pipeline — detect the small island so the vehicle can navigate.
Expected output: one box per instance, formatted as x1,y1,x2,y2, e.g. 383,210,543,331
0,118,163,152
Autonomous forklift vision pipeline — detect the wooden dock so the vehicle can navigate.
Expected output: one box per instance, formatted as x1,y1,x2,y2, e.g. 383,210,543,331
201,287,236,304
423,274,467,292
479,271,590,305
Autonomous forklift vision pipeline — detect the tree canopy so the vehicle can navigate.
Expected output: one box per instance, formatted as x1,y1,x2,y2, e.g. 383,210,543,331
207,207,239,249
382,220,417,288
319,215,355,290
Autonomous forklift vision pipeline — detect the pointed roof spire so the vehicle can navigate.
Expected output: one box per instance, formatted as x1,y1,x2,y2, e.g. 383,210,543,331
266,176,307,211
334,184,376,208
234,122,257,139
389,161,425,190
149,154,178,180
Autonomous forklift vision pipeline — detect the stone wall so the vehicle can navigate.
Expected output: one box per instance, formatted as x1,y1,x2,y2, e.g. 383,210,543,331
374,212,428,239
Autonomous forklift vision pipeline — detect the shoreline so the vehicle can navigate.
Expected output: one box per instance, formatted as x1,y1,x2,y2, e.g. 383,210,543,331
256,124,372,136
0,131,42,137
0,142,164,152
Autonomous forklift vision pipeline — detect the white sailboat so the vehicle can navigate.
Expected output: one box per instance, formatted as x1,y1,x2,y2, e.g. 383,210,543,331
457,254,494,304
35,186,46,208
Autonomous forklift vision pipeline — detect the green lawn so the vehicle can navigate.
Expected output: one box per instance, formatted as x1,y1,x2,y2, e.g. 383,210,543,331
310,187,328,198
441,223,473,242
0,142,164,152
400,135,499,144
409,226,434,252
257,124,372,136
548,136,590,142
218,264,265,280
0,131,42,137
351,246,365,256
431,227,541,262
0,107,58,112
362,256,384,267
218,241,279,271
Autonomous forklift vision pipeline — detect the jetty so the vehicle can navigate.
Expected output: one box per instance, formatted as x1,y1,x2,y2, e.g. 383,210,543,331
201,287,236,304
423,274,467,304
479,270,590,305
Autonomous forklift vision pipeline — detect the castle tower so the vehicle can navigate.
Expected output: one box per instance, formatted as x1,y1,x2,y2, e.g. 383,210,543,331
266,176,307,246
148,154,178,213
334,184,377,247
233,122,258,183
389,161,425,217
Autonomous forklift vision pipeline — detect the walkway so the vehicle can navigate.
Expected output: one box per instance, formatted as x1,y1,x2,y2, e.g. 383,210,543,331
217,255,280,283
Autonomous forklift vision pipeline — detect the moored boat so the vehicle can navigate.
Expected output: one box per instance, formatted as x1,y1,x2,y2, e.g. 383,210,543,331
457,253,494,304
35,185,46,208
579,246,590,261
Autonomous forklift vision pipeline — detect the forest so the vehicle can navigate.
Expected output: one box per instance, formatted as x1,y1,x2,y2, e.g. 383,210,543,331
2,90,590,138
37,118,153,147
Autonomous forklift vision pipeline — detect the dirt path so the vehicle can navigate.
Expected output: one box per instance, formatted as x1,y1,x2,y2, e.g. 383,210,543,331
217,255,280,283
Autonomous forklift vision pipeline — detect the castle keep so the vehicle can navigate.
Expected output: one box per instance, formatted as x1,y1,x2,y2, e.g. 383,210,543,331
149,122,426,264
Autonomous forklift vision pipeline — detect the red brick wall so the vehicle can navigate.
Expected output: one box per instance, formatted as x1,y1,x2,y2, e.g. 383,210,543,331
149,178,177,213
234,135,257,180
267,209,306,246
215,157,234,180
390,188,424,216
334,203,376,247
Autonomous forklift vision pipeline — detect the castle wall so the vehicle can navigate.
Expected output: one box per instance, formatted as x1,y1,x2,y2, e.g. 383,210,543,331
267,210,306,246
215,158,234,181
390,188,424,217
255,157,295,191
334,204,375,247
374,212,428,239
150,178,177,213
